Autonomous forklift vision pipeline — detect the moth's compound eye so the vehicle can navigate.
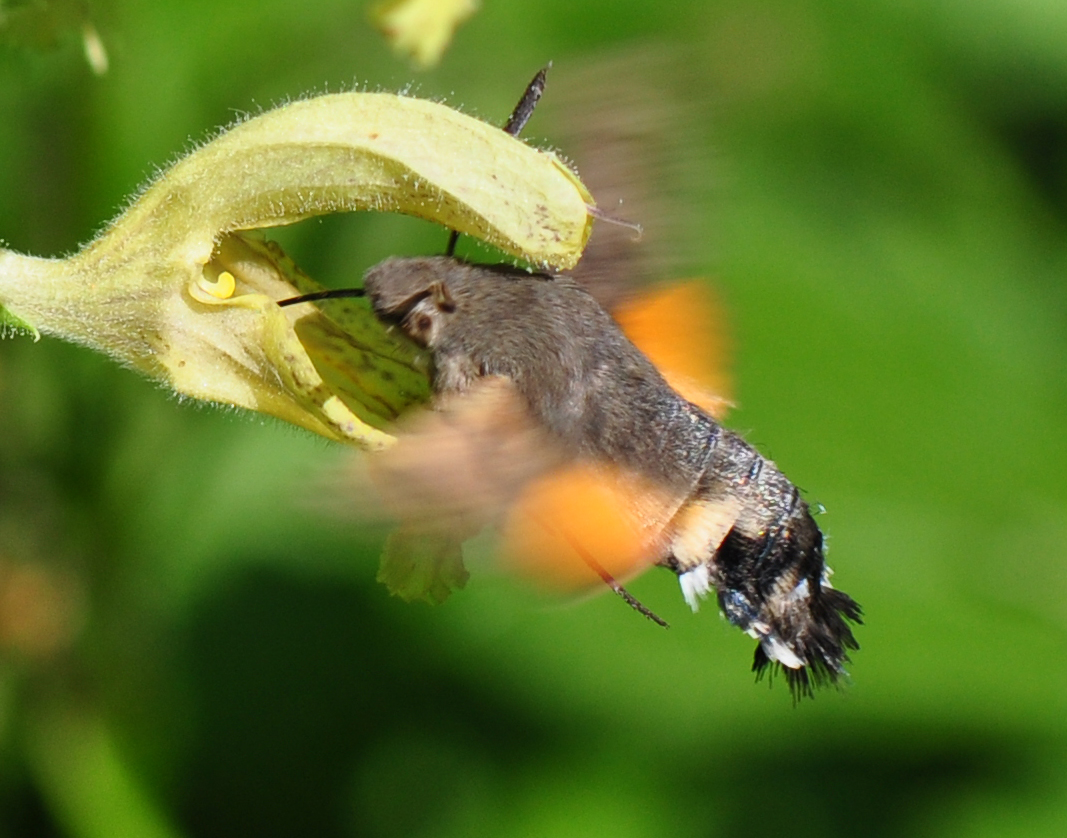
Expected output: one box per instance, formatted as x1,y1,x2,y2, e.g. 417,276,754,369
401,300,441,346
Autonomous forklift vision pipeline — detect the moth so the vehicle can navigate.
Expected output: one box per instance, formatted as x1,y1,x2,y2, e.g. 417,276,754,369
361,256,860,698
281,62,861,698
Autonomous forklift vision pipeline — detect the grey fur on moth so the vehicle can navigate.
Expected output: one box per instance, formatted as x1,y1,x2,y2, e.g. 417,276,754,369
365,255,861,699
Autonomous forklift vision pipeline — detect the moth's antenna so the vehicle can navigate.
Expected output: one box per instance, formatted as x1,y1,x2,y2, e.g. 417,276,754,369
504,63,551,137
446,64,552,258
445,229,460,257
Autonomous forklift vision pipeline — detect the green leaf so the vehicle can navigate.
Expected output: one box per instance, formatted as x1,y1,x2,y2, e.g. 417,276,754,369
377,524,471,604
0,300,39,340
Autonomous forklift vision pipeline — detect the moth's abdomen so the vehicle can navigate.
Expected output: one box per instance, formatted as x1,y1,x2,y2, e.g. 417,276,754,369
715,510,861,699
666,429,862,699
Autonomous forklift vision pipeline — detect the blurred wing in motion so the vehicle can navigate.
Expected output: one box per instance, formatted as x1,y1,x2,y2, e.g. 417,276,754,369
500,460,681,592
367,374,686,604
547,48,734,414
369,376,559,528
613,280,732,420
543,47,714,311
367,376,558,603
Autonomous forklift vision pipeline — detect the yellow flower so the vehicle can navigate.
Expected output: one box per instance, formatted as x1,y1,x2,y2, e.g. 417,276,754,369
372,0,479,68
0,92,594,449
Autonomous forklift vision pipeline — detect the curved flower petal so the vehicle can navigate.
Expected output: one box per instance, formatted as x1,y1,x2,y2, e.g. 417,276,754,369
0,92,594,448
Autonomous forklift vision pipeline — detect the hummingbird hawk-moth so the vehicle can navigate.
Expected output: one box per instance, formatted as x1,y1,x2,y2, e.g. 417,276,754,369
281,60,861,698
358,255,861,699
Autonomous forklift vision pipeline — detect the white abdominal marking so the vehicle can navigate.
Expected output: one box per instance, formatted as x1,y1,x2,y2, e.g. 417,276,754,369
761,636,805,670
678,564,712,612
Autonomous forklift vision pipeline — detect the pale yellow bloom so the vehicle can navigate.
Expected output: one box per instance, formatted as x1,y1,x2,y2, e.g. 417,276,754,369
0,92,594,449
372,0,479,68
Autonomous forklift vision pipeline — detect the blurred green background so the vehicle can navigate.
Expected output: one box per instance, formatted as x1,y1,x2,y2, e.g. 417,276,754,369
2,1,1066,836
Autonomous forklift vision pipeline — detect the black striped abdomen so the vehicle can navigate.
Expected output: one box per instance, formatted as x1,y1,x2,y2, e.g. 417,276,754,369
665,423,862,699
